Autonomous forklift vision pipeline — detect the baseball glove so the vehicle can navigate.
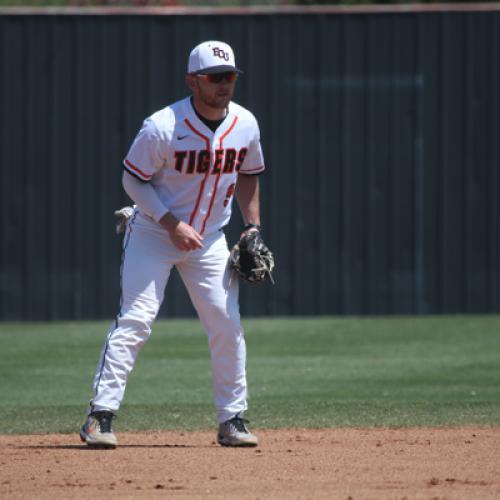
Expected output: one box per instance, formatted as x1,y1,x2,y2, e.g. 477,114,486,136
229,228,275,285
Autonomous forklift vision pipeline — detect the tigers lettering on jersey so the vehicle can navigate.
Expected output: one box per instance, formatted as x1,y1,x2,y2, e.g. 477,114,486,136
174,148,248,175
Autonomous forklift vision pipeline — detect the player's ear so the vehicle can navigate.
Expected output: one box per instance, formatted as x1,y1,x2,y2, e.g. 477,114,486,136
185,74,197,92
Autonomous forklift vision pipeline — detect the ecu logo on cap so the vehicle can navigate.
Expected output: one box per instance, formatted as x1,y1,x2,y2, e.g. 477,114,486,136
212,47,230,61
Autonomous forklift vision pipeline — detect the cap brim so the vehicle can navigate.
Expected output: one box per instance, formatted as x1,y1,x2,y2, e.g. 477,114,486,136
193,65,243,75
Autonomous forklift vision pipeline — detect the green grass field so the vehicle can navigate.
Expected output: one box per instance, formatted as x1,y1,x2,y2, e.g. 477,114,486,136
0,315,499,435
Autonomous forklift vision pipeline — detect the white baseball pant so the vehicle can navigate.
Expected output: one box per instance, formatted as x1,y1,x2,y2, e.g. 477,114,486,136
90,210,247,423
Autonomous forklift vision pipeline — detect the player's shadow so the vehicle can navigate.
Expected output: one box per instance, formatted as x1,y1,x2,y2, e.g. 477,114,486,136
19,443,212,450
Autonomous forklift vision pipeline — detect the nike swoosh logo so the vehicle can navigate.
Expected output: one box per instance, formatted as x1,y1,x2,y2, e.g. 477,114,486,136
177,135,189,140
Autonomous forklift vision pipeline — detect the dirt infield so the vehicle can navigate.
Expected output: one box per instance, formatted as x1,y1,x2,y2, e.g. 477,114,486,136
1,427,498,499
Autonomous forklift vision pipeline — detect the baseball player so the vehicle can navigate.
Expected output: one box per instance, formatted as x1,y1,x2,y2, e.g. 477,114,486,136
80,41,267,449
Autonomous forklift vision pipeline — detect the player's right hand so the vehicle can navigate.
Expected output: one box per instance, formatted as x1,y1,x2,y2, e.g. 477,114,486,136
159,212,204,251
171,222,204,251
166,221,204,251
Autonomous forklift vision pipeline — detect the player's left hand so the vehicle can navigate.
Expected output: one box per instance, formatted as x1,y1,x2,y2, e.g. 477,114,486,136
229,227,275,285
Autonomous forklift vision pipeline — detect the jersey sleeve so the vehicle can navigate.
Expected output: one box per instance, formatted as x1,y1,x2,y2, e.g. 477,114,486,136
238,122,265,175
123,118,166,182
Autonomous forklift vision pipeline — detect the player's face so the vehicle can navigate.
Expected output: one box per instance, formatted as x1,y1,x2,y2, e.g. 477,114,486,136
189,72,238,110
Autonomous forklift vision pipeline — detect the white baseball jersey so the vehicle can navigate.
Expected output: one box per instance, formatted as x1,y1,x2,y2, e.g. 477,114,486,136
123,96,265,236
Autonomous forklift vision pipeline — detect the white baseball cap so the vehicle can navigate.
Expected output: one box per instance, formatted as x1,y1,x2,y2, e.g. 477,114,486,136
187,41,242,75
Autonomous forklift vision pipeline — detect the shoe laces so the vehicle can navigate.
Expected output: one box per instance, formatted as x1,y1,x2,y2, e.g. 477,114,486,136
229,416,249,433
92,411,114,433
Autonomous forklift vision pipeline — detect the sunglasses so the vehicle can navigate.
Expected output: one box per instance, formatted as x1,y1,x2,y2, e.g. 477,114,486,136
197,72,239,84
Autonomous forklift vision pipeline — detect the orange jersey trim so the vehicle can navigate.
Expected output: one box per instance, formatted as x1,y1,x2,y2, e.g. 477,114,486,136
124,159,153,180
240,165,265,174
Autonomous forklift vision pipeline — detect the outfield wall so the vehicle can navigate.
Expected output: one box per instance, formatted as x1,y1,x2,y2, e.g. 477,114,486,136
0,5,499,319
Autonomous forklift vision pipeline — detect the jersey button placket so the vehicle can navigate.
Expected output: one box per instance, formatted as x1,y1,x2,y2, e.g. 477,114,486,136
195,137,215,234
201,133,226,235
202,140,216,228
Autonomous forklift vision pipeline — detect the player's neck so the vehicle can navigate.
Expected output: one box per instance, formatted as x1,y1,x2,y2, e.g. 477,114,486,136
191,96,228,121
